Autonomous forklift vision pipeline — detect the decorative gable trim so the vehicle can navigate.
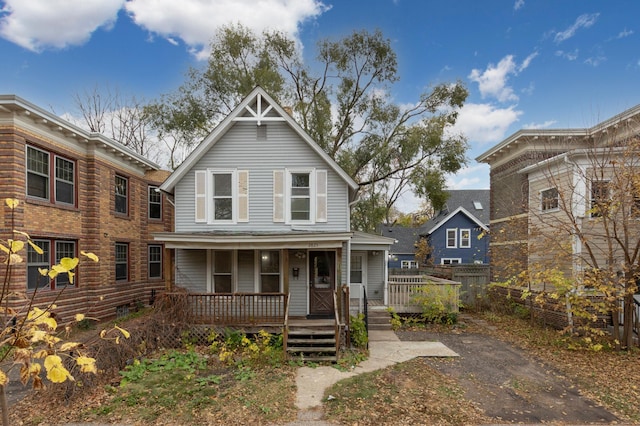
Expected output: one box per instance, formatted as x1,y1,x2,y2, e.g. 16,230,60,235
424,206,489,235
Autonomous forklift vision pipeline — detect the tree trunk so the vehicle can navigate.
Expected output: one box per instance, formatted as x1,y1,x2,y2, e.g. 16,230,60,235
0,384,9,426
622,293,634,349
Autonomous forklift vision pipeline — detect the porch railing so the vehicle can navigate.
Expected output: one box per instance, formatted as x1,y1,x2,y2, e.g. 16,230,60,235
388,275,461,314
165,292,287,325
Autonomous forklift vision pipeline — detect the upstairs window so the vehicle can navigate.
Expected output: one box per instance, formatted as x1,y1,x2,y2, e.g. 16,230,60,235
212,172,233,221
446,229,457,248
194,169,248,223
290,173,311,221
541,187,559,211
115,175,128,214
149,186,162,219
460,229,471,248
26,146,75,205
590,180,610,218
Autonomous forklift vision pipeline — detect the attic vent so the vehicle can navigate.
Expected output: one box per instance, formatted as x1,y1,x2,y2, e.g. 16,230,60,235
257,124,267,141
473,201,483,210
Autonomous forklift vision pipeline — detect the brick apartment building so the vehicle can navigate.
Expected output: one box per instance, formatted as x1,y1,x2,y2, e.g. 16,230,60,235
0,95,173,322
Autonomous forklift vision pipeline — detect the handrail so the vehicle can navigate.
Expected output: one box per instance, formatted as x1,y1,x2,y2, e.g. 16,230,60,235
283,293,291,357
333,290,340,357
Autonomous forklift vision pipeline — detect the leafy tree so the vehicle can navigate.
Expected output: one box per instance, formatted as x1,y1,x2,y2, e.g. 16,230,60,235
0,199,129,424
145,24,469,230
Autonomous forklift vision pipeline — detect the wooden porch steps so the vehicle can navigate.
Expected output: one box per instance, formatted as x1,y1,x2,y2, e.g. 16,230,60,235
286,320,337,362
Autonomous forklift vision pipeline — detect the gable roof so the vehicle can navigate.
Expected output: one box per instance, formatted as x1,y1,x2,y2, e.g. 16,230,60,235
378,224,421,254
160,86,359,196
422,189,490,235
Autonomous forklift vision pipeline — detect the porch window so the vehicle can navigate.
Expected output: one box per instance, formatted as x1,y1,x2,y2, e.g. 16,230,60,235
590,180,610,218
290,173,310,221
540,187,559,211
115,175,128,214
446,229,457,248
213,251,233,293
460,229,471,248
350,255,363,283
260,250,280,293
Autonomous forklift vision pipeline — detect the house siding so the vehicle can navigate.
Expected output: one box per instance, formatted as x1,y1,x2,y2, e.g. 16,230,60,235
174,121,349,233
367,252,385,300
175,250,207,292
428,212,489,265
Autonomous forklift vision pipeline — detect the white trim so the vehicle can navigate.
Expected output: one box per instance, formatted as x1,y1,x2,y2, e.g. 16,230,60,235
255,249,283,293
425,206,489,234
459,229,471,248
540,186,559,212
208,168,238,224
441,258,462,265
286,168,316,224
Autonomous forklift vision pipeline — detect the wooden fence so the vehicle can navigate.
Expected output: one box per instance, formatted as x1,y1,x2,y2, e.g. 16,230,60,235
388,275,461,313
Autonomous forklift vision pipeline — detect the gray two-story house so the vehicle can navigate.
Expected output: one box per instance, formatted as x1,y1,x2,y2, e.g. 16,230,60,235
154,87,393,330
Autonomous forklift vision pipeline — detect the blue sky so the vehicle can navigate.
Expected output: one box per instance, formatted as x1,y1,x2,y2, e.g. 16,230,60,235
1,0,639,211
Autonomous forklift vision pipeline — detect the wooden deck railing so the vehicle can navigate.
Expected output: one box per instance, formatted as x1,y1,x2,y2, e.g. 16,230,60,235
388,275,461,314
165,292,287,325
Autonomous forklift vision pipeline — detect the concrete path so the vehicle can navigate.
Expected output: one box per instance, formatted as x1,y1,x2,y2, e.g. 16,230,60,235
281,329,458,425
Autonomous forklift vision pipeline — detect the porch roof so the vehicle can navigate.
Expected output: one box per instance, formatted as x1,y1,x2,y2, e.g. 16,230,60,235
153,230,353,249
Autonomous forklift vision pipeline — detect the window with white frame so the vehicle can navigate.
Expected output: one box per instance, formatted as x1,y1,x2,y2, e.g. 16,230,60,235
541,187,559,211
26,145,75,205
290,172,311,221
259,250,280,293
441,258,461,265
27,239,77,290
590,180,610,218
194,169,248,224
148,245,162,279
446,229,457,248
350,255,363,283
460,229,471,248
401,260,419,269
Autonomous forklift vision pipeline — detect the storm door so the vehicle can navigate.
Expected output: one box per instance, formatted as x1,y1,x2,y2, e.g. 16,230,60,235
308,251,335,316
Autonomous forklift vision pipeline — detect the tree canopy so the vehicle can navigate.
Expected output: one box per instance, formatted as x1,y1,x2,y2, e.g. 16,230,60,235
145,24,469,231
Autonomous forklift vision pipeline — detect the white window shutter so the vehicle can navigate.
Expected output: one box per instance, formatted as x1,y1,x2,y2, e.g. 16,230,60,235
195,170,207,222
238,170,249,222
316,169,327,222
273,170,285,222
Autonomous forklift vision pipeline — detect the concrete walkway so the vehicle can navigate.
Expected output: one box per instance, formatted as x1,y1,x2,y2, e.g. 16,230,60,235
282,329,458,425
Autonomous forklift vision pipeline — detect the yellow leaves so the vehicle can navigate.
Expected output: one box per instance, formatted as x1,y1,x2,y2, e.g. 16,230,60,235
0,371,7,386
44,355,74,383
76,356,97,374
75,313,85,322
115,326,130,339
5,198,19,209
59,342,80,352
58,257,79,271
81,250,99,262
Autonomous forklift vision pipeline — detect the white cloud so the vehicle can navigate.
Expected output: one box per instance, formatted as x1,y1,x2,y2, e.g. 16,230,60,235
555,49,579,61
584,55,606,67
522,120,557,129
0,0,124,52
554,13,600,44
124,0,330,60
450,103,522,144
514,0,525,11
616,28,634,39
468,53,536,103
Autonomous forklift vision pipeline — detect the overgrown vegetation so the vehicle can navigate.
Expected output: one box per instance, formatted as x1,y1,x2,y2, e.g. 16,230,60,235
349,313,368,348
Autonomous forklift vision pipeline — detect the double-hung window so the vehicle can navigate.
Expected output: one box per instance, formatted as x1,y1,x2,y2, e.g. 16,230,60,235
115,242,129,281
194,169,248,224
460,229,471,248
148,245,162,279
26,145,75,205
212,251,233,293
401,260,419,269
541,187,559,211
446,229,457,248
149,186,162,219
27,239,76,290
290,173,311,221
115,175,128,214
212,172,233,221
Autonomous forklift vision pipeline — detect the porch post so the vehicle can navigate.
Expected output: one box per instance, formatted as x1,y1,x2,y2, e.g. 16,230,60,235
383,249,389,305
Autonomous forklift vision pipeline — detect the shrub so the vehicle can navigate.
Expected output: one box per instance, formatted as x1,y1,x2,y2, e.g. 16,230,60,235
350,314,368,348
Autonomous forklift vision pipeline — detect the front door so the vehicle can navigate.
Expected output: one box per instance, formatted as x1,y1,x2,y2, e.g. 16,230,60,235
309,251,335,316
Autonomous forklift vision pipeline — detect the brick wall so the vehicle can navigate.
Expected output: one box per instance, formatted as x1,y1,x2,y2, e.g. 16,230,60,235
0,115,172,324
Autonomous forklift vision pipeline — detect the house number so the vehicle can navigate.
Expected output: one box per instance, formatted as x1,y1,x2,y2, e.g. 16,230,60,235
308,242,319,247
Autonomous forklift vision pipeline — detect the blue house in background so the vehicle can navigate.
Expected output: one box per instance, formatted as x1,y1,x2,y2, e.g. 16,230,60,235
422,190,490,265
378,225,422,269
